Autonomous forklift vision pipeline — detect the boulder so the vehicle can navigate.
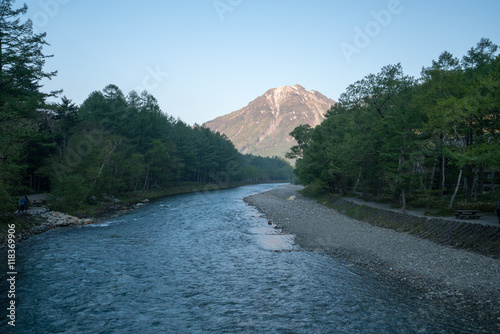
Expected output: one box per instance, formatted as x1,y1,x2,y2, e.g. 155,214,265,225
55,219,70,226
83,218,96,225
41,210,98,228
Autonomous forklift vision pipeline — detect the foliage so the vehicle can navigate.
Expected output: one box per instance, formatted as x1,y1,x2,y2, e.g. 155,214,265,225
44,85,294,211
291,39,500,211
0,2,295,215
452,201,496,213
0,0,57,204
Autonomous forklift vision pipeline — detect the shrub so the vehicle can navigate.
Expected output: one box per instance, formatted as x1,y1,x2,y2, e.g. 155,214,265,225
453,201,496,213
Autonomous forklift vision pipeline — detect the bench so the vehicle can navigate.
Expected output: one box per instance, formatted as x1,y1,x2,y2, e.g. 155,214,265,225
455,210,481,219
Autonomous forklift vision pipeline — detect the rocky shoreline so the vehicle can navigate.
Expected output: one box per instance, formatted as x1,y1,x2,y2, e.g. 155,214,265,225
0,199,150,249
244,184,500,330
11,212,97,244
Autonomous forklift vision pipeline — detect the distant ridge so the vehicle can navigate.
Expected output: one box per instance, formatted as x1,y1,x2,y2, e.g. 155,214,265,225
204,84,335,158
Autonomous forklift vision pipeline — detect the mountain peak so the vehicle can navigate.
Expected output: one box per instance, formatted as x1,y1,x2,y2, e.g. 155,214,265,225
266,84,306,95
204,85,335,158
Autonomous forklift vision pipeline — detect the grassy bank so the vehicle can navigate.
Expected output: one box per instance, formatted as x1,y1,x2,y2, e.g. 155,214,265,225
0,214,45,244
300,189,500,259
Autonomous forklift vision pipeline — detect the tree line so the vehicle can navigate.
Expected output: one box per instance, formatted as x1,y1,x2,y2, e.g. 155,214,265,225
0,1,293,215
288,38,500,213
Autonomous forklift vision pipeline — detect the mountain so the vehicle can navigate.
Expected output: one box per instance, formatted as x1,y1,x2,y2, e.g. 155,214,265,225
204,84,335,158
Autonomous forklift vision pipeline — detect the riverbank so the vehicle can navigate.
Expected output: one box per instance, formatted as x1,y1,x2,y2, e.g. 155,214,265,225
244,184,500,329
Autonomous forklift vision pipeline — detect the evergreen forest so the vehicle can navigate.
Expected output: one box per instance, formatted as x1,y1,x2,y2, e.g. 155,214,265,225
288,38,500,213
0,1,293,218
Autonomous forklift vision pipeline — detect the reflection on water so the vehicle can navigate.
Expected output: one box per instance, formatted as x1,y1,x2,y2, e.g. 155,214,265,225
248,225,296,251
0,184,494,333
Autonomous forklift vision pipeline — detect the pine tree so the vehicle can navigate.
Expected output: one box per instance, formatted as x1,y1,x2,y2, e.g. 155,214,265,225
0,0,57,213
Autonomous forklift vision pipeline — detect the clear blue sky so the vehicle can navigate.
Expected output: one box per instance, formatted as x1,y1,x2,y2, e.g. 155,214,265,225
22,0,500,125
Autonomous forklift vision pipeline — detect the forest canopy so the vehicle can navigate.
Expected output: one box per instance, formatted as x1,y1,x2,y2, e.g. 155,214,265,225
43,85,294,211
288,38,500,213
0,1,293,216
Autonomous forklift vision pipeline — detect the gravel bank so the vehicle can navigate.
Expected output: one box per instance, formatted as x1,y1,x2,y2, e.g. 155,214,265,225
244,184,500,324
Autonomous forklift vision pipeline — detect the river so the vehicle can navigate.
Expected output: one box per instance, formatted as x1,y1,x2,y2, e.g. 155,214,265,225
0,184,490,333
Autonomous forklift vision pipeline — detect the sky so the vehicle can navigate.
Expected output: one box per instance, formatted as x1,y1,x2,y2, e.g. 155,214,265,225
21,0,500,125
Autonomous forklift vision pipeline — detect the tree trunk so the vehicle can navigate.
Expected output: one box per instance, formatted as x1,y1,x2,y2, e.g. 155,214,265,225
337,176,344,196
465,166,473,204
440,154,446,196
401,187,406,215
478,167,484,194
143,165,150,190
63,132,67,155
472,170,479,201
353,168,361,193
420,175,426,191
95,141,121,182
464,175,470,203
429,162,436,190
327,180,335,193
448,167,463,210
